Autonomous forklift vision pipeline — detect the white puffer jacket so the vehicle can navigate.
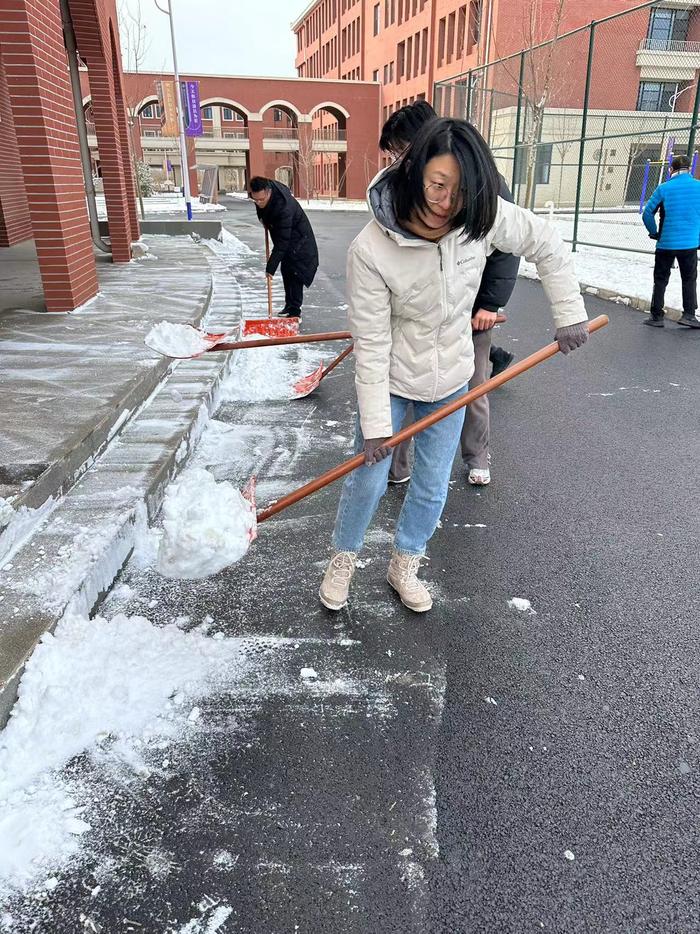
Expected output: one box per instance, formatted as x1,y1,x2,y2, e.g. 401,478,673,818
347,173,588,439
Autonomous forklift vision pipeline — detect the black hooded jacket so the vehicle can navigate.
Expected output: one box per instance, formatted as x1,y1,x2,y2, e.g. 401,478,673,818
472,175,520,315
255,181,319,287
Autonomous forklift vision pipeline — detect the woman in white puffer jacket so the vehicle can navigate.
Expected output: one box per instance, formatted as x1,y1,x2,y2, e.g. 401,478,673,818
319,118,589,614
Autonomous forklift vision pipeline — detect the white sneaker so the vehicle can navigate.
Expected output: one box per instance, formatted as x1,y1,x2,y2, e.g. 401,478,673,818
468,467,491,485
319,551,357,610
387,550,432,613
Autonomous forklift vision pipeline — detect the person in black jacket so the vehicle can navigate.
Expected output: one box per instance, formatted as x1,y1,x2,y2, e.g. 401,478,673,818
379,103,519,486
249,176,319,317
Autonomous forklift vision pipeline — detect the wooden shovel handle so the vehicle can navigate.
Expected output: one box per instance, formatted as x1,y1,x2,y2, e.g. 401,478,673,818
257,315,609,523
321,343,354,379
210,330,353,352
265,228,273,318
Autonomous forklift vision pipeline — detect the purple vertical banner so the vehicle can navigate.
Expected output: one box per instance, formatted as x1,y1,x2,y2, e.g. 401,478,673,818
182,80,203,137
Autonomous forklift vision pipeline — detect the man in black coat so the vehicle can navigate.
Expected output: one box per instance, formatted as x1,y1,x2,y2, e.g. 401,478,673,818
249,176,319,318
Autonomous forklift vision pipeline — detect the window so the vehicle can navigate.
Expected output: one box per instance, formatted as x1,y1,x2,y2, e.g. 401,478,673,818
457,5,466,54
222,107,234,121
397,40,405,80
637,81,678,112
374,2,380,34
647,7,689,47
373,68,380,81
202,106,213,119
421,29,428,73
447,12,456,63
467,0,481,53
406,35,412,77
141,103,161,119
515,144,553,186
274,108,283,122
438,17,446,65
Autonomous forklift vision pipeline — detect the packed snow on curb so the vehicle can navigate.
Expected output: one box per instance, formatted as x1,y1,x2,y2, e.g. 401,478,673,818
145,322,213,358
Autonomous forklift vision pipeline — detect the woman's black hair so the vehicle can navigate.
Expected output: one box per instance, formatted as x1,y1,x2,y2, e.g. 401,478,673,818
379,100,437,153
388,117,500,241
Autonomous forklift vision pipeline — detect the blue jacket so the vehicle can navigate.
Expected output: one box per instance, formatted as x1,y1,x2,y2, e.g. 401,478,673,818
642,171,700,250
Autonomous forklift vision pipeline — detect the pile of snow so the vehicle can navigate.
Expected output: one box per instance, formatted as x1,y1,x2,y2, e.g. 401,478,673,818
156,467,255,579
145,322,212,358
0,612,243,892
206,227,254,258
0,497,13,527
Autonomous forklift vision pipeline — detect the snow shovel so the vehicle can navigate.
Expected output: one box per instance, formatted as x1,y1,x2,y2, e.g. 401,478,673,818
290,343,354,399
146,324,352,359
241,228,300,340
289,312,509,401
241,314,609,535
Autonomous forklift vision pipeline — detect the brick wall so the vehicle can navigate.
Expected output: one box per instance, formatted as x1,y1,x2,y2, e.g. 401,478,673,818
0,55,32,246
0,0,98,311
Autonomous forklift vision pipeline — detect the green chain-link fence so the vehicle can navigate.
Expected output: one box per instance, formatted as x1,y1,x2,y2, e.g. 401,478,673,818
434,0,700,255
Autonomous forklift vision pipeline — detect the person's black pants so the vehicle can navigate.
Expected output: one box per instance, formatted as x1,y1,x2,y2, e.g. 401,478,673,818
281,262,304,316
651,248,698,319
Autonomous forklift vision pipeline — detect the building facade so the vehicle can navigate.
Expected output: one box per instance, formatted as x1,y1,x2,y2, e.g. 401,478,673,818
293,0,700,162
81,72,381,202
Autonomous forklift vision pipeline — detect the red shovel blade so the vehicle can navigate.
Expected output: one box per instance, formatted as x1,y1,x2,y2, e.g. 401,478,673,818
290,361,325,399
242,318,300,339
241,475,258,543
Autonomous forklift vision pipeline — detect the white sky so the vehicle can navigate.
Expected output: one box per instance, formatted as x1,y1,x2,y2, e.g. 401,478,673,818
118,0,300,77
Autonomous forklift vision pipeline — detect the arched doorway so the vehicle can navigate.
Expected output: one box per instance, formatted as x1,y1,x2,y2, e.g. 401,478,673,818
199,100,249,192
309,103,349,199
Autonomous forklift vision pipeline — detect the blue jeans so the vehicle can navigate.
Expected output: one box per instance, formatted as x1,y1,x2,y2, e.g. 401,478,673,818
332,385,467,556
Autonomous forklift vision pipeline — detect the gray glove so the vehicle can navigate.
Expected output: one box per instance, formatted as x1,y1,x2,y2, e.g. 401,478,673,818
363,438,391,465
555,322,589,355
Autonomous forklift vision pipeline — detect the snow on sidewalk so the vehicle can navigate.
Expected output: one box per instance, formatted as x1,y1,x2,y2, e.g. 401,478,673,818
96,193,225,216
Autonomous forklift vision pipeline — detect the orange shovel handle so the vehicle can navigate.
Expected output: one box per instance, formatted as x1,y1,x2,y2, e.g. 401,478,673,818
257,315,609,523
265,228,273,318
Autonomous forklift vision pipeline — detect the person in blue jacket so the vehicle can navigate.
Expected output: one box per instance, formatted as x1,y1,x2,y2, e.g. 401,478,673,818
642,154,700,329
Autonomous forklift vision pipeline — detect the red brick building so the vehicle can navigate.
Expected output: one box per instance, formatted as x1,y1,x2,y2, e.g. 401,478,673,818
293,0,700,126
0,0,138,312
83,72,381,202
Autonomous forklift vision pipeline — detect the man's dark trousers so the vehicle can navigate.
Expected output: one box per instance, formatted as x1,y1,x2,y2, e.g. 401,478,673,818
281,260,304,316
651,248,698,320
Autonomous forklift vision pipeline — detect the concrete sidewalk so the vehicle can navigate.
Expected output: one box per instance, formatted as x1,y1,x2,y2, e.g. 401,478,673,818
0,236,211,532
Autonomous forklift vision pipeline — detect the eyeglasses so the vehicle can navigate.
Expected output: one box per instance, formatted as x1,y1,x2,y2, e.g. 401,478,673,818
424,182,459,204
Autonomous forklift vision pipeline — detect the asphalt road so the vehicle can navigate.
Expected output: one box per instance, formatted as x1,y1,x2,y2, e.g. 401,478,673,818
9,199,699,933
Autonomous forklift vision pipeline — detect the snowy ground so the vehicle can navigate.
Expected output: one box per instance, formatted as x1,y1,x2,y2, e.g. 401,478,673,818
0,232,345,910
227,191,368,211
521,210,685,312
96,194,225,216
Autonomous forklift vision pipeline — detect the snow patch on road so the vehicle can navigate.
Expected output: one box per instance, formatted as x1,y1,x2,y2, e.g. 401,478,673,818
0,612,244,894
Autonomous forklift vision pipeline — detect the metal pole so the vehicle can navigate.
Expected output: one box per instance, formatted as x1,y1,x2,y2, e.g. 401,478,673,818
639,159,651,214
686,77,700,156
466,69,472,122
572,21,596,252
692,150,698,176
512,51,525,198
162,0,192,220
591,114,607,214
